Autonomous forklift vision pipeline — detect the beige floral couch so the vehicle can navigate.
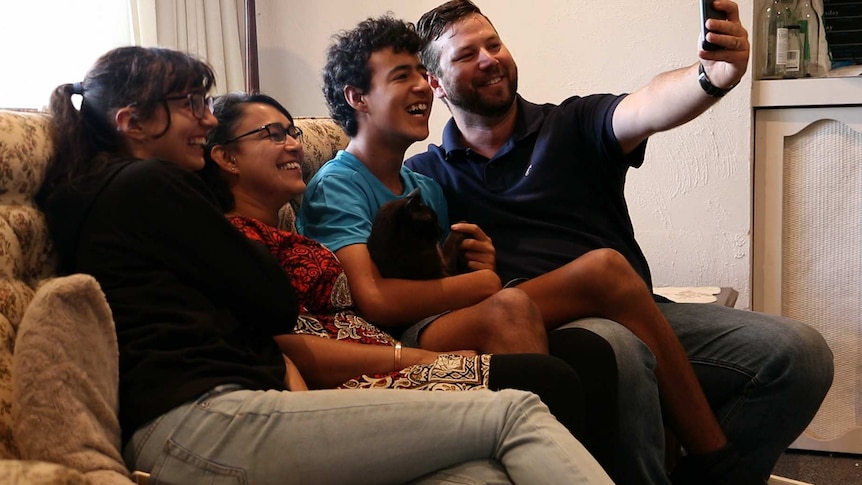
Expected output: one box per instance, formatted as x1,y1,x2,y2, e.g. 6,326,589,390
0,108,348,484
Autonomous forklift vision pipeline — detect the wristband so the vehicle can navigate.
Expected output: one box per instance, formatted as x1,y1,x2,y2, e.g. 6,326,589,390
698,63,736,98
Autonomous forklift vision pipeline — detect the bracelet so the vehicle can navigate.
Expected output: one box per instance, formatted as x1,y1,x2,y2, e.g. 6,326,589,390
697,63,736,98
394,342,403,370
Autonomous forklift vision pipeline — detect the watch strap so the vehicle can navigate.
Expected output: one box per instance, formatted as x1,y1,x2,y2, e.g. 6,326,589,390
698,63,736,98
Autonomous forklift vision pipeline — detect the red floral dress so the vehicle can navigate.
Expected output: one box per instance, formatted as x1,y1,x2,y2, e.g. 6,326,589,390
229,215,490,390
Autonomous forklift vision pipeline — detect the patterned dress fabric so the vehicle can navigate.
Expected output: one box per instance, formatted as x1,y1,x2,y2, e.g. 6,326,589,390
229,215,490,391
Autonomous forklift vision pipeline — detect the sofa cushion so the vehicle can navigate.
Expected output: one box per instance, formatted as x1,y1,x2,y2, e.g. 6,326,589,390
12,274,133,485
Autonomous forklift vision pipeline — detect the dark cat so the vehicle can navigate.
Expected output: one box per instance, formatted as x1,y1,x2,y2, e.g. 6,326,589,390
368,187,468,280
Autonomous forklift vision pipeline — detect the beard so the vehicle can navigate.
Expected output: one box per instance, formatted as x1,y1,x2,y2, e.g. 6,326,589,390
444,66,518,118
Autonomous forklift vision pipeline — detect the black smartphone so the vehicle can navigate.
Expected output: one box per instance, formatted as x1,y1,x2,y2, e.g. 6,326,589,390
700,0,727,51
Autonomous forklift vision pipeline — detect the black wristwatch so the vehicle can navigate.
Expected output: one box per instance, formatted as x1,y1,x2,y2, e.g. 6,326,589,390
698,63,736,98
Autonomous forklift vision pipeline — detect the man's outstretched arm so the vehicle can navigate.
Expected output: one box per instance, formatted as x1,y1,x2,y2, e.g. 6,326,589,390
613,0,750,154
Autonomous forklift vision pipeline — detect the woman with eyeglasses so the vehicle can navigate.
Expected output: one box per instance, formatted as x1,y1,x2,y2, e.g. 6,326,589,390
37,46,612,484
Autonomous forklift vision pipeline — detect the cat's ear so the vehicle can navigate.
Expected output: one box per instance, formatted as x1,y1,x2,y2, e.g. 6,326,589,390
405,187,422,198
404,187,423,211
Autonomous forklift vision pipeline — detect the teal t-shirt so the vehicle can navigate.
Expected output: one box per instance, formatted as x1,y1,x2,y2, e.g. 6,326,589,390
297,150,450,253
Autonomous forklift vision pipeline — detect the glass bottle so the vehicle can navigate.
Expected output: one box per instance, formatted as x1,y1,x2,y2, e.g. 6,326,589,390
784,25,803,78
795,0,822,77
758,0,793,79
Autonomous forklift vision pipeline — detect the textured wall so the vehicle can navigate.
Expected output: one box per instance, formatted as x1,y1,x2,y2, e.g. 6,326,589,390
257,0,756,308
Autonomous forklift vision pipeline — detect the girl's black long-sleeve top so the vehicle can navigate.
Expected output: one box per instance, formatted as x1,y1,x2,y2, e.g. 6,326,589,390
42,158,299,445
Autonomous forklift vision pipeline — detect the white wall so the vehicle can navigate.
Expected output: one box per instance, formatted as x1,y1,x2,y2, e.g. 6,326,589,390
257,0,756,308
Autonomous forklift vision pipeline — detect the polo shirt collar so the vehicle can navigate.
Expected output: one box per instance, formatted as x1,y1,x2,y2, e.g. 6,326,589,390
440,94,543,162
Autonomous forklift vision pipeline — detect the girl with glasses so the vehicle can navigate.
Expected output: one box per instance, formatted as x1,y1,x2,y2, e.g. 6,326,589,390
37,45,612,484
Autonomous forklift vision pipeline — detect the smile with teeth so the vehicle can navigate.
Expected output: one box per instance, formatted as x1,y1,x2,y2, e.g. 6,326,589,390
407,103,428,115
276,162,300,171
481,77,502,86
189,137,207,146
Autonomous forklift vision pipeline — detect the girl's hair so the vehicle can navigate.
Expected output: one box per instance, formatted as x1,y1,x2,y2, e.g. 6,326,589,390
200,92,295,212
38,46,215,206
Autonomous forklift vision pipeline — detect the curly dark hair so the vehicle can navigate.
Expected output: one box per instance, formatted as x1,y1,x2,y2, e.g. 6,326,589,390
199,91,294,212
416,0,488,76
322,15,425,137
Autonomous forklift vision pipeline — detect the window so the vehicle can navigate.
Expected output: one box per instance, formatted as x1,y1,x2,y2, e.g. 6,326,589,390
0,1,133,110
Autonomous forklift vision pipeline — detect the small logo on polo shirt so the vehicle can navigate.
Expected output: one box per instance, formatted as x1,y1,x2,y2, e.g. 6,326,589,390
524,164,533,177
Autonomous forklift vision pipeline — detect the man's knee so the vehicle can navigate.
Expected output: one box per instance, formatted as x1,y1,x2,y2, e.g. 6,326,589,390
578,249,644,288
773,318,834,395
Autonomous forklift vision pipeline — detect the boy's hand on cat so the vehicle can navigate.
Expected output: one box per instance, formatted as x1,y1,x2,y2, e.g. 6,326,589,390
450,222,495,272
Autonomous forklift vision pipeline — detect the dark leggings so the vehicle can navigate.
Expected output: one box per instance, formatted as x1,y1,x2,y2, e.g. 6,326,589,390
486,328,618,479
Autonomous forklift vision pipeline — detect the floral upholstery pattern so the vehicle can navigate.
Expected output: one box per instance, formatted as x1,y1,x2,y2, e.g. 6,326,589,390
294,116,349,181
0,110,56,462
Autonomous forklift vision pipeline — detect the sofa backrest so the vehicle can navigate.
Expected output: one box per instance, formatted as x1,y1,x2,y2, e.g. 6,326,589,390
0,108,348,460
0,109,57,459
277,117,350,231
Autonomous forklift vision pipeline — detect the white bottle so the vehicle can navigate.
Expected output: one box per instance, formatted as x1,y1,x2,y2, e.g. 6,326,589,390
784,25,803,78
760,0,793,79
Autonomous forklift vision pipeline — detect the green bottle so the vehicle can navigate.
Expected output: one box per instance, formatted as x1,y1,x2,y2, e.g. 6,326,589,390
795,0,822,77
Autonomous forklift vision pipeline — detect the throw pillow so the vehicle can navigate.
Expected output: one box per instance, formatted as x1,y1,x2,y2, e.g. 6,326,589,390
12,274,134,485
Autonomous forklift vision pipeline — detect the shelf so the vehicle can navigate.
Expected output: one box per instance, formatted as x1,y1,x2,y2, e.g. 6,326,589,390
752,76,862,108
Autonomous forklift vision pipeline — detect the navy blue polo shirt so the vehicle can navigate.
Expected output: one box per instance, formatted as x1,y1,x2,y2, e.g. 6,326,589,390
405,94,653,288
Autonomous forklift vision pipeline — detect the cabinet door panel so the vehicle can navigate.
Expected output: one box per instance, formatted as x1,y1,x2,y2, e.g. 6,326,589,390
753,106,862,453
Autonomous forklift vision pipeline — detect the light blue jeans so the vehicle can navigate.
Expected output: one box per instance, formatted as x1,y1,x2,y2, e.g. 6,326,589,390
123,386,613,485
556,302,834,485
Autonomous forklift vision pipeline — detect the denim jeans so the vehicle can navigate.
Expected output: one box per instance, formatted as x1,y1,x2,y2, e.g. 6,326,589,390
555,302,834,485
123,386,613,485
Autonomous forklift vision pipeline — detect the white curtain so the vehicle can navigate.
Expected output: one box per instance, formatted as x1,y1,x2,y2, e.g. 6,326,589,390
129,0,245,94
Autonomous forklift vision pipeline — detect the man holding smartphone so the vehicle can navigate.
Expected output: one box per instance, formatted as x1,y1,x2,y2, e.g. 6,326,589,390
407,1,834,484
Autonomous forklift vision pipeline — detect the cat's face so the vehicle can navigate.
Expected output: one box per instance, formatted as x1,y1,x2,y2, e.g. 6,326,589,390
367,187,447,279
391,188,442,242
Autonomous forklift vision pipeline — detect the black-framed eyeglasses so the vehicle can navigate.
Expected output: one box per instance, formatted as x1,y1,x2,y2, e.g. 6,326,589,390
224,122,303,145
158,93,214,120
